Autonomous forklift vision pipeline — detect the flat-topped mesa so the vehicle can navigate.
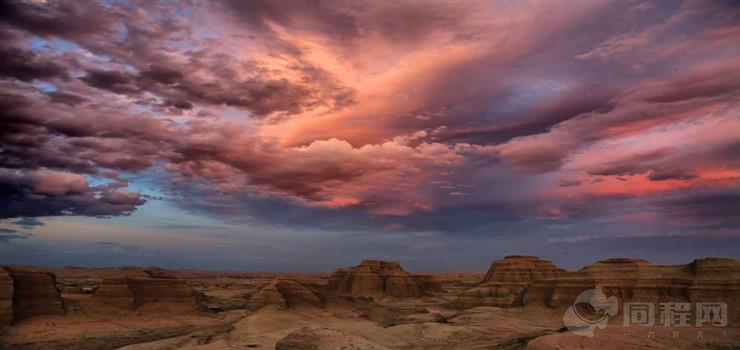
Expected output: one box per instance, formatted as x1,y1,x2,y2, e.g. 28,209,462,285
412,274,444,293
460,256,740,311
329,260,438,298
141,267,178,279
460,256,565,307
482,256,565,283
525,257,740,310
128,277,204,309
686,257,740,310
0,267,13,327
93,278,133,309
525,258,666,307
688,257,740,277
248,279,325,310
4,267,65,321
94,274,204,311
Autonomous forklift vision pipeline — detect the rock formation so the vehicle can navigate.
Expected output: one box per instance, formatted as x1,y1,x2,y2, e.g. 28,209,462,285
461,256,740,314
275,327,320,350
128,277,204,308
482,255,565,283
460,256,565,307
412,274,445,293
686,257,740,306
275,327,392,350
93,277,134,309
525,258,663,307
329,260,440,298
94,270,204,310
276,279,326,308
248,279,325,310
525,258,740,309
5,267,65,321
0,267,13,327
248,280,287,310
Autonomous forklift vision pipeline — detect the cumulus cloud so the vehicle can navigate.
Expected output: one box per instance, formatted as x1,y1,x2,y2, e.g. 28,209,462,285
0,0,737,241
0,168,146,218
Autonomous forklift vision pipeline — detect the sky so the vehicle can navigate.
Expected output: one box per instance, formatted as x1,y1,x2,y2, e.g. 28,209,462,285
0,0,739,272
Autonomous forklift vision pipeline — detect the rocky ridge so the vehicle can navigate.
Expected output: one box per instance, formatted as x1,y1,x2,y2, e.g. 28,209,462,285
94,270,204,310
248,279,325,310
328,260,440,298
460,256,740,315
1,266,65,324
0,266,13,328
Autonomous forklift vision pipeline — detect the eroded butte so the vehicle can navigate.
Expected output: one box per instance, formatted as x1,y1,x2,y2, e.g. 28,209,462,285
1,257,738,349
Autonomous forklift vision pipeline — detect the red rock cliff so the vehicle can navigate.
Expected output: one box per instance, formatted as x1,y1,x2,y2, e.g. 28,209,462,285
5,267,65,321
329,260,439,298
462,256,740,312
0,267,13,327
461,256,565,306
94,273,204,310
249,279,325,310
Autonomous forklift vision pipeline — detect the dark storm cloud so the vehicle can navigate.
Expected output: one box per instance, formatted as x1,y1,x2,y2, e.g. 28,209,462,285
138,65,184,86
221,0,360,42
81,69,138,94
0,168,146,219
0,46,67,82
558,180,582,188
496,59,740,173
221,0,481,45
0,0,115,38
0,0,737,271
1,0,354,119
47,91,86,106
647,168,697,182
652,192,740,226
0,85,167,174
77,64,350,116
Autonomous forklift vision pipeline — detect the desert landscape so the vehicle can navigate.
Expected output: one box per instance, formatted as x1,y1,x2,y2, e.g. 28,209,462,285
1,256,738,349
2,1,740,349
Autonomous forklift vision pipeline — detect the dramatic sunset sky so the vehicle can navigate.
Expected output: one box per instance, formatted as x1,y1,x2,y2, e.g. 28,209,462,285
0,1,738,271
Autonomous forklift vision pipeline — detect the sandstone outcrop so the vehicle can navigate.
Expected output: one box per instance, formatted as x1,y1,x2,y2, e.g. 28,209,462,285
482,256,564,283
275,327,320,350
248,279,325,310
128,277,204,308
461,256,740,313
0,267,13,327
412,274,445,293
5,267,65,321
525,258,664,307
275,327,392,350
329,260,439,298
94,277,134,309
686,257,740,307
248,280,287,310
94,271,204,310
460,256,565,307
276,279,326,308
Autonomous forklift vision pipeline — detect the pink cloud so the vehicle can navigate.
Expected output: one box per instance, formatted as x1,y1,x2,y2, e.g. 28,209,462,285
29,169,88,196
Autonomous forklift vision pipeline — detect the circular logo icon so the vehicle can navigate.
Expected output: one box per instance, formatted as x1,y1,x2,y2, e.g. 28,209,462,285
562,286,619,337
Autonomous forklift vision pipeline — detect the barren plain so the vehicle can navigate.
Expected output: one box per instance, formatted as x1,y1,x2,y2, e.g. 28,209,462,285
1,257,738,349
